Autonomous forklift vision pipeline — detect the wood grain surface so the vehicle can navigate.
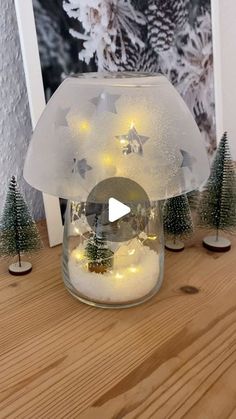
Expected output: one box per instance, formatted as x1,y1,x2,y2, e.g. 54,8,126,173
0,221,236,418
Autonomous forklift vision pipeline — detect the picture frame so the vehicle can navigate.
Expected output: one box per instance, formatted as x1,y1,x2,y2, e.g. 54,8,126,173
211,0,236,160
15,0,229,246
15,0,63,247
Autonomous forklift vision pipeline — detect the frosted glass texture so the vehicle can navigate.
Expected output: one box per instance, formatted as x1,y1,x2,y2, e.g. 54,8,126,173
24,72,209,200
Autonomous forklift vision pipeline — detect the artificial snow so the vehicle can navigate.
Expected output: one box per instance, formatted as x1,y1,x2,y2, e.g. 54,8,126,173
68,242,159,303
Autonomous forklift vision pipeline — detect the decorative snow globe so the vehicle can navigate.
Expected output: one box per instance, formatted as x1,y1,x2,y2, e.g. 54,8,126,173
24,72,209,309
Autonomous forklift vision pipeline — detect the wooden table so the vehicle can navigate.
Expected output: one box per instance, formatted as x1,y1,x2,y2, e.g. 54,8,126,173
0,221,236,418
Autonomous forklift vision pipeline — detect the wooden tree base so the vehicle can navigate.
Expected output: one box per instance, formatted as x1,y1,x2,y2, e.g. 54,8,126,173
203,235,231,252
9,261,32,276
88,262,107,274
165,240,184,252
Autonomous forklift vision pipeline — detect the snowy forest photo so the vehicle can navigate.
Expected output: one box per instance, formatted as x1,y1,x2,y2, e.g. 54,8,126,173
33,0,215,154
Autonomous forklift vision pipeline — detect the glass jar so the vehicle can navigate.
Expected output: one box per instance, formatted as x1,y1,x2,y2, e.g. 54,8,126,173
62,200,164,309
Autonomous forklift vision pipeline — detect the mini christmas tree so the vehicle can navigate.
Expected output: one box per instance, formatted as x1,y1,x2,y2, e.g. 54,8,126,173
0,176,42,275
85,216,114,273
163,194,194,251
198,132,236,251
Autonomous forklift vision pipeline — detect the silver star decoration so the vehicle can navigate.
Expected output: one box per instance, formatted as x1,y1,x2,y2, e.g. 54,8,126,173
180,150,197,172
116,126,149,156
55,107,70,127
90,92,120,114
72,158,92,179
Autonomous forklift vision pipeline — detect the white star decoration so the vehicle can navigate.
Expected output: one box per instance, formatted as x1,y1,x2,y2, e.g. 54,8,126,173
72,158,92,179
90,92,120,114
116,126,149,156
180,150,196,172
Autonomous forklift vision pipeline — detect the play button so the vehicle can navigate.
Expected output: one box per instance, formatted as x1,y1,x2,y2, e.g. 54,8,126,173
85,177,150,242
108,198,130,222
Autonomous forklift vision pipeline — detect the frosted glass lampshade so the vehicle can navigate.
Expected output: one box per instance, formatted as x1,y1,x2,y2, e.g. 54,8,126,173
24,72,209,200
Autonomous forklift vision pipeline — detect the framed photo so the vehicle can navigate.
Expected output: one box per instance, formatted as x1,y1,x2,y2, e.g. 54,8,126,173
211,0,236,160
15,0,224,246
15,0,63,247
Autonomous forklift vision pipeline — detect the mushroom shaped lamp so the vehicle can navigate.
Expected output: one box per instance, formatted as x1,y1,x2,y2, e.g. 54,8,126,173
24,72,209,308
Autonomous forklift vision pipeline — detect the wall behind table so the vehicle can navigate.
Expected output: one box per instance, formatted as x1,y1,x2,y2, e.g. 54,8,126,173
213,0,236,159
0,0,44,219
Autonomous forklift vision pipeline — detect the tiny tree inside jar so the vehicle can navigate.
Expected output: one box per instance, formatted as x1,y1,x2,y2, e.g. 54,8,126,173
85,216,114,273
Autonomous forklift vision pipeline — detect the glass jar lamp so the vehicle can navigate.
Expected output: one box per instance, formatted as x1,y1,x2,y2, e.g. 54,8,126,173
24,72,209,309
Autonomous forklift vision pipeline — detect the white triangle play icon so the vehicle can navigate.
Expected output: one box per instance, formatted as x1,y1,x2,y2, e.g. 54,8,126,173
108,197,131,222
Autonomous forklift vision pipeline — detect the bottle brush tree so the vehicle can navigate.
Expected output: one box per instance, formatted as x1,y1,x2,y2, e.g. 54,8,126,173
85,216,114,273
163,193,194,251
0,176,42,275
198,132,236,251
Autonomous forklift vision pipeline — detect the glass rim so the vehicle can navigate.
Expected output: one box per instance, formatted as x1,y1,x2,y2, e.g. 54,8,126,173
66,71,168,86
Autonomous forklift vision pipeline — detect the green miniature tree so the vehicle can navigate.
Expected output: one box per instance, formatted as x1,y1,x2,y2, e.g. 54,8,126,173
85,216,113,273
163,194,194,251
0,176,41,274
198,132,236,250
